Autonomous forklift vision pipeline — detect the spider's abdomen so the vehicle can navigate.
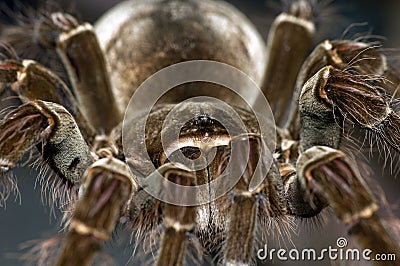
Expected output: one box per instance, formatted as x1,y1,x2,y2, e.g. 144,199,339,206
94,0,266,111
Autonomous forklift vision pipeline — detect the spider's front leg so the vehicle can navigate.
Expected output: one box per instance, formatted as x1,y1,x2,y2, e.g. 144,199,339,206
292,66,400,264
0,9,123,204
0,100,94,203
286,39,400,140
0,58,95,141
0,97,94,210
1,11,121,133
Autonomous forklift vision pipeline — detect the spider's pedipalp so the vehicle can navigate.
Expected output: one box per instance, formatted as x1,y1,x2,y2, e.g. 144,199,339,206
56,157,134,266
293,54,400,264
0,101,50,171
0,100,94,205
297,146,400,264
281,163,327,218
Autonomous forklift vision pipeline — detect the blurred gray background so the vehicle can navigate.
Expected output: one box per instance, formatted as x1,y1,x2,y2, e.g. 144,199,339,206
0,0,399,265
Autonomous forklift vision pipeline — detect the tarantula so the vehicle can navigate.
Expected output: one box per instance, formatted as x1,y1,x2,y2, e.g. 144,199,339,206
0,0,399,265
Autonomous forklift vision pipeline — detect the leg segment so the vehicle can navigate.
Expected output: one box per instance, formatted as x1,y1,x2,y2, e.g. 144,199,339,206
55,158,135,266
0,100,93,184
155,164,197,266
1,10,120,133
298,64,400,153
223,136,260,265
51,13,121,133
261,0,315,124
285,60,400,263
296,146,400,264
0,58,96,142
223,135,287,265
56,158,196,265
286,40,397,140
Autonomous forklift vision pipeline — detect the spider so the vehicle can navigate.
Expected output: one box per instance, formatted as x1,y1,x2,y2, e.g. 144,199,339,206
0,0,399,265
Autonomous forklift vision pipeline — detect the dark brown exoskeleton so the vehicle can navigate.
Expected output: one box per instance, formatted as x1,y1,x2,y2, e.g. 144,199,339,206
0,0,399,265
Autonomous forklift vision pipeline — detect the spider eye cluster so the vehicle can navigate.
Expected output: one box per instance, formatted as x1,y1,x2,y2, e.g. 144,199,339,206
160,116,231,170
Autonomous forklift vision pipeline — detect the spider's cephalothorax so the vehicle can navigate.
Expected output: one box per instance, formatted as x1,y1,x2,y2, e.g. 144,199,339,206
0,0,399,265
